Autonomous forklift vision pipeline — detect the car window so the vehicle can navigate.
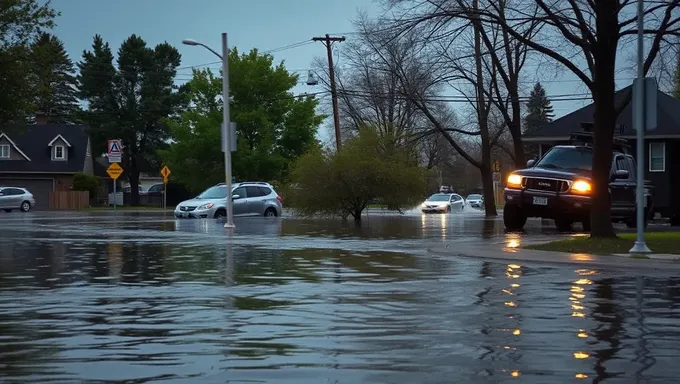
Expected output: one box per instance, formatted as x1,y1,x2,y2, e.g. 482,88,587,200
148,184,163,192
467,194,481,200
198,185,227,199
232,187,246,199
615,156,634,179
450,195,461,201
427,194,450,202
535,147,592,171
259,187,272,196
6,188,24,195
246,186,264,197
625,156,637,180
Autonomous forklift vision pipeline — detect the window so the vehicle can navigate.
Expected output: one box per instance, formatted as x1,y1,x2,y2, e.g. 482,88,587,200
54,145,65,160
197,185,227,199
246,186,265,197
534,147,593,171
649,142,665,172
0,144,9,159
258,187,272,196
232,187,246,199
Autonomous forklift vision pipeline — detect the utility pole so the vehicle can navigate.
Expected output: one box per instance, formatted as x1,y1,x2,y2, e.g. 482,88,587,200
312,34,345,151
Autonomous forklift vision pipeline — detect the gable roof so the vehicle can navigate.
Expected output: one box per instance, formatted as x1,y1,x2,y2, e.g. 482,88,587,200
524,85,680,141
47,134,72,147
0,124,90,174
0,133,31,160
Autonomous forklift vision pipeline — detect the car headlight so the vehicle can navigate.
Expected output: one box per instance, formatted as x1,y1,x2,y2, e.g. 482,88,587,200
507,174,522,188
571,180,592,194
197,202,214,210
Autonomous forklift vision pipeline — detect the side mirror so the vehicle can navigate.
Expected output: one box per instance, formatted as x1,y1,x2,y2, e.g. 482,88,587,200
232,194,240,200
612,169,629,180
526,159,535,167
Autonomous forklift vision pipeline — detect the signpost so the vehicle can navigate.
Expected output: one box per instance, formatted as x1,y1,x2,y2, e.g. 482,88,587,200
492,171,501,206
107,163,123,211
160,166,171,211
107,139,123,163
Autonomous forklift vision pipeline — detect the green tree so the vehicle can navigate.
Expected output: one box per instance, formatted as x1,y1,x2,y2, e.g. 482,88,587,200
29,32,79,123
288,128,427,221
77,34,187,205
524,82,554,134
160,48,324,193
0,0,58,130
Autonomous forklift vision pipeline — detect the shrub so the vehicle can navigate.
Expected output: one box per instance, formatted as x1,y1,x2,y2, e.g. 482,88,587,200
72,173,100,200
288,128,426,221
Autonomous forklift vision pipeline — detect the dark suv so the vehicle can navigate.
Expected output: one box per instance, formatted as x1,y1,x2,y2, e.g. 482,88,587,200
503,134,654,232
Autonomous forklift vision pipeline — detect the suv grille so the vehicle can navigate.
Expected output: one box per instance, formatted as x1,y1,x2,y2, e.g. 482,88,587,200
523,177,569,193
180,206,197,212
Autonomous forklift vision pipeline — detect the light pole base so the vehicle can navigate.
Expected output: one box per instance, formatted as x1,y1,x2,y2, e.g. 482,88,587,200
629,241,652,254
224,222,235,229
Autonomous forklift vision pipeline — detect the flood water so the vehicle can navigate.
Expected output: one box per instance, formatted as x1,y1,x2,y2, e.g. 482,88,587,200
1,212,680,383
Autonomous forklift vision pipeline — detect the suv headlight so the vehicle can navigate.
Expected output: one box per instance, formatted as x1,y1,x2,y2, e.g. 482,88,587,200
197,202,214,210
507,174,522,188
570,180,592,194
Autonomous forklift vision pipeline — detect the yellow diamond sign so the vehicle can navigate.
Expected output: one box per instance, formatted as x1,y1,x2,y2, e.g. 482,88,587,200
107,163,123,180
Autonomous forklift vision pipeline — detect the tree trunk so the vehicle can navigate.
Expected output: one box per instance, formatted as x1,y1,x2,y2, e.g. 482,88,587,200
590,3,618,238
480,162,497,217
509,104,525,169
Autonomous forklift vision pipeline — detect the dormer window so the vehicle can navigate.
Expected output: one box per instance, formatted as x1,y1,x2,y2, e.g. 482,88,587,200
55,145,65,160
0,144,9,159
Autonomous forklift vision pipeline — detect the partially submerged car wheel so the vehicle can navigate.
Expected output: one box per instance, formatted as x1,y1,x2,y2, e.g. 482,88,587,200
503,205,527,231
20,201,31,212
213,209,226,219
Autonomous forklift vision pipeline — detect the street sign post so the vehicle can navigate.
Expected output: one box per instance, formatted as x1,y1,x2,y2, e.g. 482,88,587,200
160,166,171,211
107,163,123,211
107,139,123,163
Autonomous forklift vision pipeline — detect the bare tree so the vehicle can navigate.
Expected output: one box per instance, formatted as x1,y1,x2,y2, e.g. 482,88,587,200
381,0,680,237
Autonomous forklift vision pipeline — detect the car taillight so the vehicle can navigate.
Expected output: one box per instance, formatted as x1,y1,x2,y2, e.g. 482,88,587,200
276,195,283,202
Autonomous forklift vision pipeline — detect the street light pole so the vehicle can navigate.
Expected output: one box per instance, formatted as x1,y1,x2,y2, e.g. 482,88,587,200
629,0,649,253
183,34,235,229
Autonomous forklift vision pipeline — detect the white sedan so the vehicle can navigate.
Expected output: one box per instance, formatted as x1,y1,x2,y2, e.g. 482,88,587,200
421,193,465,213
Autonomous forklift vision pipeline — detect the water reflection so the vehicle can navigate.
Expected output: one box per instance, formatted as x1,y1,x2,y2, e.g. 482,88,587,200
0,236,680,381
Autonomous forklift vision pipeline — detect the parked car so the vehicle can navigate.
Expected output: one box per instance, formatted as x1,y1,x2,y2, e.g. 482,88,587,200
466,194,483,208
0,187,35,212
174,182,283,219
146,183,164,194
503,132,654,232
421,193,464,213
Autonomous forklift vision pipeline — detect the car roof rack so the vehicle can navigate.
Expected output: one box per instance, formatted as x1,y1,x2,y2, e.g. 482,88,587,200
570,129,630,154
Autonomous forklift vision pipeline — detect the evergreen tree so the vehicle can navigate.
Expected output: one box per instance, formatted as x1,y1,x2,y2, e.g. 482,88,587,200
524,82,554,134
29,33,79,123
672,52,680,99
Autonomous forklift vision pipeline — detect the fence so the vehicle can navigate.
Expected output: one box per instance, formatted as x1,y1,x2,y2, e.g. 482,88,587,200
49,191,90,210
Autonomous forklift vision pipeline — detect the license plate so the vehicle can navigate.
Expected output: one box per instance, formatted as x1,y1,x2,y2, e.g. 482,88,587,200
533,196,548,206
181,212,188,218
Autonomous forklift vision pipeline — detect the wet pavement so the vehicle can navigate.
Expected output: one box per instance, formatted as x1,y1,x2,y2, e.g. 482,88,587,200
1,209,680,383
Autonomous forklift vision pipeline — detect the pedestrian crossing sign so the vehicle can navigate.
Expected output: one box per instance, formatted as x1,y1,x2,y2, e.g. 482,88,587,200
108,140,122,155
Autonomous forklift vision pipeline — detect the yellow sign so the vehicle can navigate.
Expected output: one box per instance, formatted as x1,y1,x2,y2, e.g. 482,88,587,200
163,176,168,184
107,162,123,180
160,166,171,179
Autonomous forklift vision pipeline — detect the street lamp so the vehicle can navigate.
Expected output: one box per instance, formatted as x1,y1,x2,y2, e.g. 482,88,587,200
183,34,235,229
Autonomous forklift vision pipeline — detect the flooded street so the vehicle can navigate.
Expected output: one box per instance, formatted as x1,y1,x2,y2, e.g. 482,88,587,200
1,211,680,383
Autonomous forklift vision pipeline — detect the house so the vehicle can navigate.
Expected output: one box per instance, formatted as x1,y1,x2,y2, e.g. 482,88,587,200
523,85,680,224
0,113,94,209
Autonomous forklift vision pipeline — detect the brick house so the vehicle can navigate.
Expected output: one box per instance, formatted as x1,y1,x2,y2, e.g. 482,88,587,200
0,114,95,209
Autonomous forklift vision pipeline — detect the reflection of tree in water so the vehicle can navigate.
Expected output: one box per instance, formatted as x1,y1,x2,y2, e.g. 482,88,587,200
0,317,64,379
280,217,425,239
589,278,625,382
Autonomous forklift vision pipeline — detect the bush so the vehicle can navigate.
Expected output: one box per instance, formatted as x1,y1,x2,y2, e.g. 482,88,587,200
288,128,427,221
72,173,101,200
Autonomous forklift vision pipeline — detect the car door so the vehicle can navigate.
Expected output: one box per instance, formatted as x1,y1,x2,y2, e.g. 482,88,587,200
449,194,462,210
610,155,635,216
245,186,266,215
231,186,248,215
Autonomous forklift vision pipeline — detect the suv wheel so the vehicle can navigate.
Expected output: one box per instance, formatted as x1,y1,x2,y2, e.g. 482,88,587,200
554,219,573,232
213,209,226,219
20,201,31,212
264,208,277,217
503,205,527,231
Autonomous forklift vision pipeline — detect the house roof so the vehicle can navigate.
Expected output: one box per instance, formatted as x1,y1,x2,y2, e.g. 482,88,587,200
524,85,680,141
0,124,90,174
47,134,72,147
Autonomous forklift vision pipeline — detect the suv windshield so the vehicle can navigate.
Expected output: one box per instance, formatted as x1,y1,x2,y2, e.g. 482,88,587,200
535,147,593,171
427,194,450,202
197,185,227,199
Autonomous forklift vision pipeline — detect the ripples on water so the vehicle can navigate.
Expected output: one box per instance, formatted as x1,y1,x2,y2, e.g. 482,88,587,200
1,216,680,383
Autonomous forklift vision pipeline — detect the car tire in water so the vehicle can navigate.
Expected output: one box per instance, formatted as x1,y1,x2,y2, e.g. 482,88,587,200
213,209,226,219
264,208,277,217
20,201,30,212
503,205,527,231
